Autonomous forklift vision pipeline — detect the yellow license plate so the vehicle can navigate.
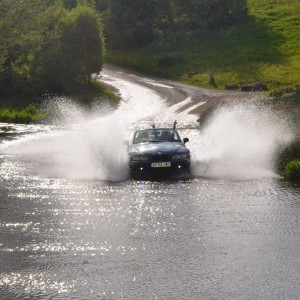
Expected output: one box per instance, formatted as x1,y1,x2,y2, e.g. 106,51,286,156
151,162,171,168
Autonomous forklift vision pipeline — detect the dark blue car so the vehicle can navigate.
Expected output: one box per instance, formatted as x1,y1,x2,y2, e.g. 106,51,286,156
128,128,190,178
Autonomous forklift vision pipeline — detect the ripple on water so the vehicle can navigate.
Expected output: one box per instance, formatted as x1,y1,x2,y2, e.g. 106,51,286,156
0,92,299,299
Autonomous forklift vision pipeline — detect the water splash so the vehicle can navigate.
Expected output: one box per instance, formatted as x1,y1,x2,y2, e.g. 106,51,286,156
0,73,175,181
0,71,294,181
0,99,129,181
100,70,198,129
191,103,294,179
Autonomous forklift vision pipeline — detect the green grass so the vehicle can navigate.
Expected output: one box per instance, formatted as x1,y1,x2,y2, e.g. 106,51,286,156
284,160,300,180
0,104,46,124
276,139,300,178
64,80,120,106
0,80,119,123
106,0,300,94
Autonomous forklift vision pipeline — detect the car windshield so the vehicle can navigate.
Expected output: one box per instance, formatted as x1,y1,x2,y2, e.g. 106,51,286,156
132,129,181,144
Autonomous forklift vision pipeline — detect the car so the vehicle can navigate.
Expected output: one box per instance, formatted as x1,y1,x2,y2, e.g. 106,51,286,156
128,128,190,178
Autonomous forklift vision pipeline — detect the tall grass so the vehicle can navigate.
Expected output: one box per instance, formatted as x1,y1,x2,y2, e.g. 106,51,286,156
0,104,46,123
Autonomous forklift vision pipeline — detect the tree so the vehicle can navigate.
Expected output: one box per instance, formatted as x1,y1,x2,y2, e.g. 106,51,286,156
58,5,104,87
95,0,109,12
62,0,97,10
106,0,156,48
31,5,104,93
0,1,105,99
105,0,248,48
0,0,51,95
159,0,248,36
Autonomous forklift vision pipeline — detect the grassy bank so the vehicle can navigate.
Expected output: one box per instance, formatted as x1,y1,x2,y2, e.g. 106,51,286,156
0,80,119,124
106,0,300,94
0,104,46,124
277,139,300,180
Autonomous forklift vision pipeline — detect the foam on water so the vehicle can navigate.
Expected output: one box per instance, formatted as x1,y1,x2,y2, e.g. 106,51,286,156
191,103,294,179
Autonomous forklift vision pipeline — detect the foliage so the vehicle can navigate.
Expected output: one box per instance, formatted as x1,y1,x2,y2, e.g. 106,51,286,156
0,1,105,104
105,0,156,48
0,104,46,123
63,79,119,106
0,0,49,93
284,160,300,180
106,0,300,94
0,79,118,123
276,139,300,177
31,5,104,93
157,54,185,68
104,0,247,48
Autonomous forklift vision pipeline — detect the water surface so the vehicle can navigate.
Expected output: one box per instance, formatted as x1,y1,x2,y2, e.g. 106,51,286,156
0,68,299,300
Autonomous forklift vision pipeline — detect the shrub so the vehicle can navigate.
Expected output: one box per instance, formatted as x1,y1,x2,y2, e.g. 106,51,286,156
276,139,300,175
284,160,300,180
157,55,185,68
0,104,45,123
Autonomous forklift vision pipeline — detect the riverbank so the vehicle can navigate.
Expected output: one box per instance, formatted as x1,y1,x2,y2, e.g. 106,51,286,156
0,80,119,123
0,105,46,124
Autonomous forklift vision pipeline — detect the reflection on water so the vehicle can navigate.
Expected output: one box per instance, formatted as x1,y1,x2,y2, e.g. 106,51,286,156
0,69,300,299
0,156,299,299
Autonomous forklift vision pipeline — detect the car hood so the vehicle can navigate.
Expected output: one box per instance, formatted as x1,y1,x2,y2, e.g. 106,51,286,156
129,142,188,155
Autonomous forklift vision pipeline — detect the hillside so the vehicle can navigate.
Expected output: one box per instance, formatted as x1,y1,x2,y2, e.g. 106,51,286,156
106,0,300,94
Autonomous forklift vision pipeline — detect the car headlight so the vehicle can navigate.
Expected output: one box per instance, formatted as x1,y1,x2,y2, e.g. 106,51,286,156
172,153,189,160
130,155,149,162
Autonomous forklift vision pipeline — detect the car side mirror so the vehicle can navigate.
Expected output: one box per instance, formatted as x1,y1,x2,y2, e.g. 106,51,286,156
183,137,189,144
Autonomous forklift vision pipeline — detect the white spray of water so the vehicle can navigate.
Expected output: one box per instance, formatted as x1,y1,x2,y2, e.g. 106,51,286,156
0,73,173,181
0,69,294,181
191,103,294,179
100,71,198,129
1,100,129,181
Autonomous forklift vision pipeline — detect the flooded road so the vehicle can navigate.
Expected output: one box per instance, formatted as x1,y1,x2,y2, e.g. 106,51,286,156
0,67,300,299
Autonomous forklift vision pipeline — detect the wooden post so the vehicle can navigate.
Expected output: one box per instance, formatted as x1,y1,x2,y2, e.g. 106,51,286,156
209,71,216,86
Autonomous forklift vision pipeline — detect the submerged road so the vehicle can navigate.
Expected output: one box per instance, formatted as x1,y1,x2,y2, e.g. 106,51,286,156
0,66,299,300
101,64,254,117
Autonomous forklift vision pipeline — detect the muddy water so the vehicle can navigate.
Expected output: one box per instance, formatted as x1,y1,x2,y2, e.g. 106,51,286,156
0,67,299,299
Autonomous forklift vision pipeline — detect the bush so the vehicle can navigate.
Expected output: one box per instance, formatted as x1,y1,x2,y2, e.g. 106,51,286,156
0,104,45,123
276,139,300,175
157,55,185,68
284,160,300,180
64,79,120,106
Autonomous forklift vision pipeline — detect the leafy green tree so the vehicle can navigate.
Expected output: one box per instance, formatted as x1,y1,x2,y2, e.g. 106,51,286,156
106,0,156,48
63,0,78,9
0,1,105,100
58,5,104,88
31,5,104,93
62,0,96,10
105,0,248,48
95,0,109,12
152,0,178,41
0,0,49,92
155,0,247,39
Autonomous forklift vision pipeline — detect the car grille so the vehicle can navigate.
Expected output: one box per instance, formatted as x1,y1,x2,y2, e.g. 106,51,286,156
151,154,169,162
